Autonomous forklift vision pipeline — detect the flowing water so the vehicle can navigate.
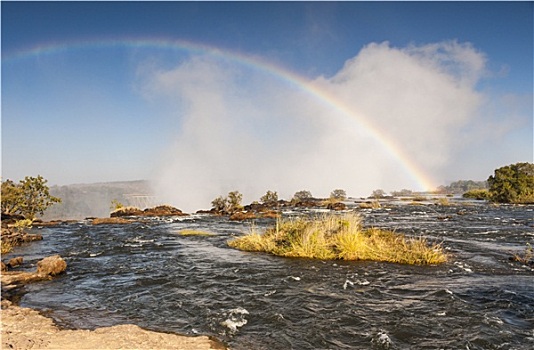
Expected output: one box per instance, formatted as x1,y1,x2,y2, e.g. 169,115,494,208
5,201,534,349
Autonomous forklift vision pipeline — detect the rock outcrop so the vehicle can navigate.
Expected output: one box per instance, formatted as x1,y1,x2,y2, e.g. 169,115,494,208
1,255,67,288
1,300,223,350
111,205,188,218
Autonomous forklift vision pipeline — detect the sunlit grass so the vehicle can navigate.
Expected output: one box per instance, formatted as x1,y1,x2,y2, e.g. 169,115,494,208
1,240,13,254
228,213,447,265
178,229,215,236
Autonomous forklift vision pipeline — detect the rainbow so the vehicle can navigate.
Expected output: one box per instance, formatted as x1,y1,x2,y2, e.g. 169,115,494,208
3,37,437,191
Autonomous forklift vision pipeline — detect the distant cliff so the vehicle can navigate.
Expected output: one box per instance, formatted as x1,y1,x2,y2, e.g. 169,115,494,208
41,180,155,220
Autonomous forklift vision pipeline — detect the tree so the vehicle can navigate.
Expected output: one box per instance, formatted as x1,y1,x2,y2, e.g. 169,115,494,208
371,189,386,199
1,175,61,220
330,189,347,201
260,190,278,206
211,196,227,212
227,191,243,213
1,179,23,214
487,162,534,204
292,190,312,203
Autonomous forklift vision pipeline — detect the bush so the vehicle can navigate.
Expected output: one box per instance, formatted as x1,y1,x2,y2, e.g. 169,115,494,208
487,162,534,204
260,190,278,206
463,189,489,200
228,213,447,265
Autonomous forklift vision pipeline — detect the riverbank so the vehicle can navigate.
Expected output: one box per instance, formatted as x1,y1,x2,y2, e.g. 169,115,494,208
1,300,224,350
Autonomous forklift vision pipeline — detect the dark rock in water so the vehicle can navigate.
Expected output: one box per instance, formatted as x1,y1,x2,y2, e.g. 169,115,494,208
196,209,219,215
229,211,257,221
1,213,26,227
110,207,144,217
326,202,347,211
92,217,133,225
111,205,188,218
261,210,281,219
1,227,43,249
143,205,188,217
7,257,23,269
293,200,322,208
33,220,78,227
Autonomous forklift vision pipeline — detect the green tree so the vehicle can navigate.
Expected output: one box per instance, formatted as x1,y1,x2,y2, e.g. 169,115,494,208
487,162,534,204
330,189,347,201
292,190,312,203
226,190,243,213
211,196,227,212
1,175,61,220
260,190,278,206
1,179,23,214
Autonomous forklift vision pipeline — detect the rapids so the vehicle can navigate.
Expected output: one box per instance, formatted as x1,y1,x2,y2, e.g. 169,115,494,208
4,201,534,349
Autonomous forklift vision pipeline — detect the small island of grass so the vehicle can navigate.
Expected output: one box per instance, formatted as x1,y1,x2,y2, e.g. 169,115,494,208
178,229,215,236
228,213,447,265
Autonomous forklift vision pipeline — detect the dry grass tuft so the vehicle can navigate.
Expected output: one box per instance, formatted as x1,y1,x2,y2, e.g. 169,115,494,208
179,230,215,237
228,213,447,265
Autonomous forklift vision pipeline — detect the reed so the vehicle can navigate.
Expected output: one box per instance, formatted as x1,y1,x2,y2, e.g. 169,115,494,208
228,213,447,265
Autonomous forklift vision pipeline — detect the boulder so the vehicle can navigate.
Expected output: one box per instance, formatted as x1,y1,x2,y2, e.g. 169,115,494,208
1,255,67,287
110,207,144,217
229,211,257,221
326,202,347,211
7,257,23,269
37,255,67,276
92,217,133,225
142,205,188,217
261,210,281,219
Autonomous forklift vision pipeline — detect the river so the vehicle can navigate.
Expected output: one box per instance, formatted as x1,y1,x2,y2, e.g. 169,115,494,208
5,200,534,349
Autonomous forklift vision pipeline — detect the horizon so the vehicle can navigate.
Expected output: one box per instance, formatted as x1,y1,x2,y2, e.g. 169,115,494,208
2,2,532,212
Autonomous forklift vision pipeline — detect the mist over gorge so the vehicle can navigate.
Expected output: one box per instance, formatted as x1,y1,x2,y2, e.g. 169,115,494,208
139,41,515,213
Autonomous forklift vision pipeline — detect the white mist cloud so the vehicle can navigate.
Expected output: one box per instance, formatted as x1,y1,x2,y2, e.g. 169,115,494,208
138,41,527,212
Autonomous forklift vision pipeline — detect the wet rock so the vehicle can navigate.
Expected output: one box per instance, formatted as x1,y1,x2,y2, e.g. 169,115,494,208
261,210,281,219
92,217,133,225
1,227,43,249
111,205,188,218
1,255,67,287
326,202,347,211
33,220,78,227
110,207,144,217
1,262,7,272
7,257,23,269
293,200,322,208
143,205,188,217
229,211,257,221
37,255,67,276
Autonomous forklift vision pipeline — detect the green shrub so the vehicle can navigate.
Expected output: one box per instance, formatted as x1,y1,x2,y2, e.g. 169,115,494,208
462,189,489,200
488,162,534,204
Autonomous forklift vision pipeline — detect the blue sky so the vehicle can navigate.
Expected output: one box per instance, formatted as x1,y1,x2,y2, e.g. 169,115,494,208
2,1,532,208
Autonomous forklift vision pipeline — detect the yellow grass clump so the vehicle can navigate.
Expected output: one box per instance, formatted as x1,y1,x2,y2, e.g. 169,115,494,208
228,213,447,265
179,229,215,236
